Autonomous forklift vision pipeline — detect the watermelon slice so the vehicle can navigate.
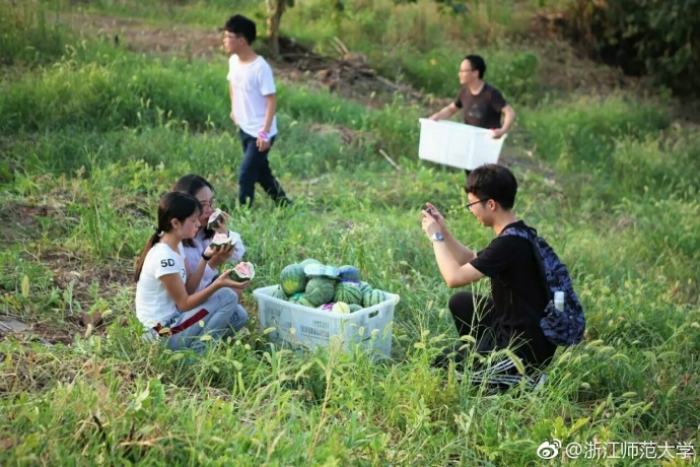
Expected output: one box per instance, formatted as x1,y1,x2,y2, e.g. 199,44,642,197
207,208,227,231
231,261,255,281
211,232,233,248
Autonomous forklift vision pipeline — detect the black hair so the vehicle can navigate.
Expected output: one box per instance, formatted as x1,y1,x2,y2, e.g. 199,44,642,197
224,14,256,44
464,54,486,79
465,164,517,210
134,192,201,282
173,174,215,244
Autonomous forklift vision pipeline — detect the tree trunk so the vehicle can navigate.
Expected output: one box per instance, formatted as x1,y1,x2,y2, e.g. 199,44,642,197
266,0,286,58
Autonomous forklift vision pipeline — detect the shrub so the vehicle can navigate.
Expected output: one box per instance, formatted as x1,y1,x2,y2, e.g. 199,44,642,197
565,0,700,96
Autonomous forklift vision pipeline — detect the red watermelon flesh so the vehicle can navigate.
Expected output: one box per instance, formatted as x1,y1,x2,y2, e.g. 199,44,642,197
231,261,255,281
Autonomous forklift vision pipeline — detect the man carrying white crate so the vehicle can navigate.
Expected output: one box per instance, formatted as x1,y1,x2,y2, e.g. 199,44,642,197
430,54,516,140
421,164,559,390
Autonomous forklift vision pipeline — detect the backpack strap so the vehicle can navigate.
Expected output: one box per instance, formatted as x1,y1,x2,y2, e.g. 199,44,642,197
500,225,552,311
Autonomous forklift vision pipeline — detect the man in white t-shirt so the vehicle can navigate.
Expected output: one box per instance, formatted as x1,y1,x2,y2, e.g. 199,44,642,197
223,14,290,207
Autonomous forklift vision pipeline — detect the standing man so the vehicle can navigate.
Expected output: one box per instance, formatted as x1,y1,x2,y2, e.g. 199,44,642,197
421,164,556,388
223,14,290,207
430,54,515,140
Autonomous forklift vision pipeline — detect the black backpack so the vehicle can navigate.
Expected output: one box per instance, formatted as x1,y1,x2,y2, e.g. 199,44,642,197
501,225,585,346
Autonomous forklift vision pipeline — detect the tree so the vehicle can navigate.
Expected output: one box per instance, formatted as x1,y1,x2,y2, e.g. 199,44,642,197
265,0,294,58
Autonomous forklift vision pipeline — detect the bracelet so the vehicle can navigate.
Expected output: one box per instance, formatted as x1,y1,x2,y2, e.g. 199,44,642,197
257,129,269,141
201,251,212,261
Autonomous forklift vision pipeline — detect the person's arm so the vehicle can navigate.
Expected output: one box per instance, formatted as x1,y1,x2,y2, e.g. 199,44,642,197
492,105,515,139
257,94,276,151
161,270,248,312
423,202,474,264
185,256,210,294
430,102,459,121
229,234,245,263
421,208,483,287
431,241,484,288
228,82,236,124
442,230,477,265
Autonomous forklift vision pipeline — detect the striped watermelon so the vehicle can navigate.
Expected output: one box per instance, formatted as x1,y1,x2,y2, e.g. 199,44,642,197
362,289,386,307
358,281,372,294
334,281,363,305
348,304,363,313
305,277,336,307
289,292,313,308
280,263,306,296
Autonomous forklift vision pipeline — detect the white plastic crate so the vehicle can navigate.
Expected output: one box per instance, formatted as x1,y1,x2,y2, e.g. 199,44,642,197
252,285,398,358
418,118,507,170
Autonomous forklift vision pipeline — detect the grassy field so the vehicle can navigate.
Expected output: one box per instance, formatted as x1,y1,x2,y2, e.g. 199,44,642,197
1,0,699,464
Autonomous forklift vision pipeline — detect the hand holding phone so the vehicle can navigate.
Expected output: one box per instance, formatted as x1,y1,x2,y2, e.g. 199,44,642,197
423,202,446,228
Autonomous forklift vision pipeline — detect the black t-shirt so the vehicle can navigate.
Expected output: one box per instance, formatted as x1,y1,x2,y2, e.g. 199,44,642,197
470,220,550,338
454,83,507,129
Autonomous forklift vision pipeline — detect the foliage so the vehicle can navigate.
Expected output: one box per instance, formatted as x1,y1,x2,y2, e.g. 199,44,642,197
565,0,700,96
0,0,69,66
1,1,699,464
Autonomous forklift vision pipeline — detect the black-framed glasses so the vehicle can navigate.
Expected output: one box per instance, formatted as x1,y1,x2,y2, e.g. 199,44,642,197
465,198,488,209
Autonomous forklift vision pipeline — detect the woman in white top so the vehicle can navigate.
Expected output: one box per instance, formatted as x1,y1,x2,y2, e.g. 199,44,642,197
134,191,249,352
172,174,246,293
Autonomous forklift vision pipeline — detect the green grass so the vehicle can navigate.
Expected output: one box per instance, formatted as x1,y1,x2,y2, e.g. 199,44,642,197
1,1,699,464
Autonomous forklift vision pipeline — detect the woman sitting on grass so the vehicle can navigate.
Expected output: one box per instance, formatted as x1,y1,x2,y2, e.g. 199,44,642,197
134,191,249,352
173,174,246,293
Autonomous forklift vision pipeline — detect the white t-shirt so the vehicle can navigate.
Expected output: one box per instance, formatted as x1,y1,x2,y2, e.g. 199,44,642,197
227,55,278,138
135,242,187,329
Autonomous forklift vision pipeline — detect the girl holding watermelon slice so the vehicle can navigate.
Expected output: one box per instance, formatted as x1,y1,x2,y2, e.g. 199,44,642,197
173,174,247,294
134,191,249,352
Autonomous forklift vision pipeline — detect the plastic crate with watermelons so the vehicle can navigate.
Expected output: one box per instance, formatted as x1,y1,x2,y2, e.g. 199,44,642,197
252,259,399,357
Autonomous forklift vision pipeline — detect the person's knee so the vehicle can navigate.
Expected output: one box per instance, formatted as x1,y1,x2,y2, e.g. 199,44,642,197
230,306,248,330
214,287,239,306
449,291,474,315
207,309,235,332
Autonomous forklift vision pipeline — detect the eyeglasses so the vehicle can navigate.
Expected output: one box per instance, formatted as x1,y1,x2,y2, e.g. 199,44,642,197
465,198,488,209
197,197,216,209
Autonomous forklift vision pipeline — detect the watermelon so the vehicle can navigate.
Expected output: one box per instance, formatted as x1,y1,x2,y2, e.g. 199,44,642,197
289,292,304,301
332,302,350,314
230,261,254,281
271,285,287,300
288,293,313,308
305,277,336,307
300,258,322,268
362,289,386,307
211,232,233,248
280,263,306,296
304,263,340,279
358,281,372,294
334,281,363,305
338,265,360,282
207,208,227,231
348,304,363,313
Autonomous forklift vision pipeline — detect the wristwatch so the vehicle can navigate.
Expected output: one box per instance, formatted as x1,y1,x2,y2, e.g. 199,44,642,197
430,231,445,242
201,251,212,261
